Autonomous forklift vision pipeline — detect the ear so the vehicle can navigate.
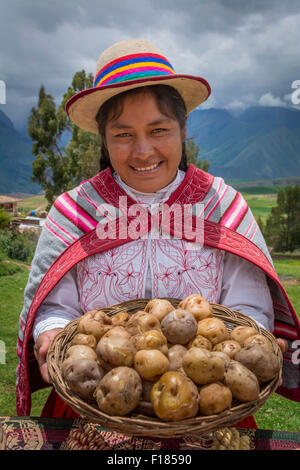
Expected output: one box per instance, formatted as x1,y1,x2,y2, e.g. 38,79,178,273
181,121,187,142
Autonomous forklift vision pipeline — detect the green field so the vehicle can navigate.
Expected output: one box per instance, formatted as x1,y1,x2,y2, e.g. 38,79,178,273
241,190,278,224
17,194,48,216
0,257,299,429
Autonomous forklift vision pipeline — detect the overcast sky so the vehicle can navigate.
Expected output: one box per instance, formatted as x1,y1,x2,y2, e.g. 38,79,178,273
0,0,300,133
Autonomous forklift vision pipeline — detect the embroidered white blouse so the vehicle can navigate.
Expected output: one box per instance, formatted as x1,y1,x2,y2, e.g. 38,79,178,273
33,170,274,341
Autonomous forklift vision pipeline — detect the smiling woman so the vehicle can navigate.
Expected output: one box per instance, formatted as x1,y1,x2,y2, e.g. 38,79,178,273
16,39,300,425
99,87,186,193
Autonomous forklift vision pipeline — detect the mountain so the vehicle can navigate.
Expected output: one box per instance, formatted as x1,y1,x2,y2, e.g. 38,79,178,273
187,106,300,180
1,105,300,195
0,110,42,194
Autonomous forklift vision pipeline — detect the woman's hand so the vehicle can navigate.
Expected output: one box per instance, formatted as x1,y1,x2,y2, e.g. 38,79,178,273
34,328,63,383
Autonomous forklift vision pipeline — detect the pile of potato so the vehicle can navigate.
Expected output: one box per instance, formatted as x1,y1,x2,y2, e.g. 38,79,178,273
61,294,281,422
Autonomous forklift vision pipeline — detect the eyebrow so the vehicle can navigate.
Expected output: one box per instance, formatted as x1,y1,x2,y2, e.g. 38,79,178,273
108,117,173,130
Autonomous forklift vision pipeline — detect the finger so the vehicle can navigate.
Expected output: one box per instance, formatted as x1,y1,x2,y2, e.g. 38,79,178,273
40,361,51,384
34,343,44,368
38,337,52,359
277,338,288,353
33,343,40,362
276,379,283,390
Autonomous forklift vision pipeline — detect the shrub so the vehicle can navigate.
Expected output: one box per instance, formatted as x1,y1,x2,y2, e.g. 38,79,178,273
0,208,11,229
7,233,35,262
0,230,12,256
0,229,37,263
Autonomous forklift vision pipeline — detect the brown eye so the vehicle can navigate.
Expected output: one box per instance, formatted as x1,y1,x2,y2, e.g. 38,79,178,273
152,128,167,134
115,132,131,138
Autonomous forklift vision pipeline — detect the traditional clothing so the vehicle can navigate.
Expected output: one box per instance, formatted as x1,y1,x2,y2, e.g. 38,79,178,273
16,164,300,418
32,169,274,339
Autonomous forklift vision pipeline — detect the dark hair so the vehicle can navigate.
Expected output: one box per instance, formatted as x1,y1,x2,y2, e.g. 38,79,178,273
95,85,188,172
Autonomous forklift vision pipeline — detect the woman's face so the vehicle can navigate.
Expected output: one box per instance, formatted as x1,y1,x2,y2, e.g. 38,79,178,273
104,91,186,193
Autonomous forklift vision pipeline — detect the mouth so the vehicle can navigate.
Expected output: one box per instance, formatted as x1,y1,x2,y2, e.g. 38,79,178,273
131,161,162,173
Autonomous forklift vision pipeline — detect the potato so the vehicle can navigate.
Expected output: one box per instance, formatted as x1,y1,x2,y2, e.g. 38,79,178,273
178,294,213,321
70,333,97,350
243,334,273,351
187,335,213,351
144,299,174,322
168,344,188,374
199,382,232,415
94,366,142,416
151,371,199,421
197,318,229,345
160,309,198,345
212,351,231,366
182,347,225,385
141,380,154,402
126,311,161,336
102,326,131,340
96,336,135,367
134,349,169,381
230,326,258,345
65,344,98,362
78,310,113,341
132,329,168,356
62,358,105,401
111,311,130,326
224,360,260,402
235,344,280,383
213,340,241,358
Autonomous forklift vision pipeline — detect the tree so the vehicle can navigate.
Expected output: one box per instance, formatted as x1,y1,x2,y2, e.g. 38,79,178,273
186,138,210,172
264,185,300,252
29,71,102,208
29,85,70,208
60,70,102,182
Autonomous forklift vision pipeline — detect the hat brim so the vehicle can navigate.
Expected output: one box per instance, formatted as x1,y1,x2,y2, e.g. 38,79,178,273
66,74,211,134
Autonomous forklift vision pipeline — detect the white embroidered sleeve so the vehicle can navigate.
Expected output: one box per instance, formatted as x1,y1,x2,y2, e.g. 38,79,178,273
219,251,275,332
32,266,83,342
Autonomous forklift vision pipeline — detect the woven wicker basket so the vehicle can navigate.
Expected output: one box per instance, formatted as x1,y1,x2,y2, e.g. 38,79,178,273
47,299,282,438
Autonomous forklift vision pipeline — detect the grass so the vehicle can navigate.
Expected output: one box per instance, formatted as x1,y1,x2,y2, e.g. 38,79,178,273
253,259,300,430
274,259,300,316
17,194,48,217
0,256,299,430
242,191,278,224
0,265,50,416
226,177,300,188
236,186,280,195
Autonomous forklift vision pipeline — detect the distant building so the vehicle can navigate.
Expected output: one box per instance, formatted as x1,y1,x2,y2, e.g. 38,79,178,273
0,195,21,216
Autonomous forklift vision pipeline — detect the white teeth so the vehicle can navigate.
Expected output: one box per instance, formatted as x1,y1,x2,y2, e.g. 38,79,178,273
134,162,159,172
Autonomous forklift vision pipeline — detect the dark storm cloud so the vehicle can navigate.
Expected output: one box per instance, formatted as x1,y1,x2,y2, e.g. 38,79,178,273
0,0,300,131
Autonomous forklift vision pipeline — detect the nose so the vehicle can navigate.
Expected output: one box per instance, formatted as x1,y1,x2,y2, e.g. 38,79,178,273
133,134,154,158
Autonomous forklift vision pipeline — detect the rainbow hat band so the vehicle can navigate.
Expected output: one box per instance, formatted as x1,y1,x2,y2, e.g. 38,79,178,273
66,39,211,134
93,53,175,88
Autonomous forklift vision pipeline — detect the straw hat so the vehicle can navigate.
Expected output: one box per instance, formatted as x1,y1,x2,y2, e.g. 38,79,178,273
66,39,211,134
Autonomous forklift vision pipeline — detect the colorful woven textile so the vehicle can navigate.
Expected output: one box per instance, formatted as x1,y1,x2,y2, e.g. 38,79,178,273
1,417,300,451
93,53,175,88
